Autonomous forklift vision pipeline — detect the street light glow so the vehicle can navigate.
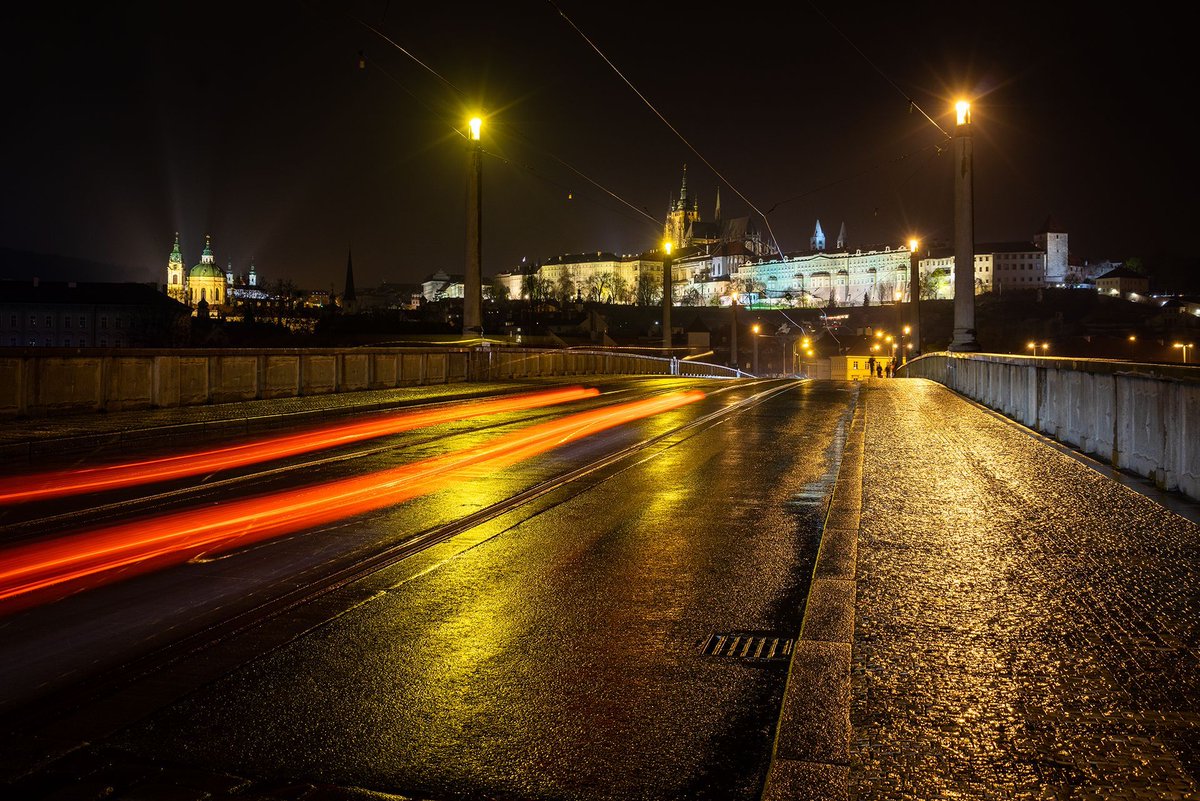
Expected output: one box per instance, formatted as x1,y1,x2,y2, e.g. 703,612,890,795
908,238,919,252
663,241,672,255
468,116,482,141
955,100,971,125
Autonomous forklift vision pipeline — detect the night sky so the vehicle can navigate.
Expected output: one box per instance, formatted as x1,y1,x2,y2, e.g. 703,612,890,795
1,2,1192,290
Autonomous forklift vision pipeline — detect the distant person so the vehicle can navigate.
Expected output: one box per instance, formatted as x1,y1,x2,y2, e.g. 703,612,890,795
867,355,876,377
876,363,883,378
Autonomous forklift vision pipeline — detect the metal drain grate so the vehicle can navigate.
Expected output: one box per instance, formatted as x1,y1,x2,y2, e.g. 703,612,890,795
701,632,794,662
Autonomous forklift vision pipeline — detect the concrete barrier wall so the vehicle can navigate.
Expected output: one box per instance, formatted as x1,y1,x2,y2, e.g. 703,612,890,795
0,346,740,418
900,353,1200,501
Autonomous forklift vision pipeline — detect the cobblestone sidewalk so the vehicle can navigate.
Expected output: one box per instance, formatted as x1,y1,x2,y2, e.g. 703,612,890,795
853,379,1200,800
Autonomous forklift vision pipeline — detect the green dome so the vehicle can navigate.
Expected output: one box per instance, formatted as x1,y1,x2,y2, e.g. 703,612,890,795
189,262,224,279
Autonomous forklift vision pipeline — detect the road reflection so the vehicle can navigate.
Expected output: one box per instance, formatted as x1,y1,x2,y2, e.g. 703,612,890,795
0,387,599,505
0,390,704,614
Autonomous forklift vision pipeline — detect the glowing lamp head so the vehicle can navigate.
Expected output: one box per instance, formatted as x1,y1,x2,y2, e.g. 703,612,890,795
908,238,919,253
955,100,971,126
468,117,482,141
663,241,673,255
752,324,760,334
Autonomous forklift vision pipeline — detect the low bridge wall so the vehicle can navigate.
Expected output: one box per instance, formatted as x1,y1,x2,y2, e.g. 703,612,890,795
0,347,738,418
899,353,1200,501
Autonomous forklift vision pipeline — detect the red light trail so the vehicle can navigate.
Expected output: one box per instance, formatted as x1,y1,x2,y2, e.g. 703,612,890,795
0,390,704,613
0,387,599,505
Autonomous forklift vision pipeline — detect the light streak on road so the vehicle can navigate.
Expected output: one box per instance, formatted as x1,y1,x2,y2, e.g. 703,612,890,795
0,387,600,505
0,390,705,613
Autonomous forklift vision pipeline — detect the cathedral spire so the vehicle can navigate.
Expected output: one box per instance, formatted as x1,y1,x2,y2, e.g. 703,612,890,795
201,234,214,263
679,163,689,202
714,186,722,223
837,221,846,250
811,220,826,252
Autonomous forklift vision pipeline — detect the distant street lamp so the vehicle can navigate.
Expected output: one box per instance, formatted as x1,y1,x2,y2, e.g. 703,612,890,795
1174,342,1195,363
463,115,484,337
662,241,673,355
1027,341,1049,357
907,238,921,355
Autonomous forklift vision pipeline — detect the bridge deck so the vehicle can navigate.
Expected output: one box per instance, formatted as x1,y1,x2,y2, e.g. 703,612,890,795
845,378,1199,798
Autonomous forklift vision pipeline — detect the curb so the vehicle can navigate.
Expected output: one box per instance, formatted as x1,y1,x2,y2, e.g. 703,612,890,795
761,399,866,801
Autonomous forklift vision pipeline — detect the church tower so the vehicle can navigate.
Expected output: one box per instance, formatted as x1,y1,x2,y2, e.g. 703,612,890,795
811,220,826,252
167,233,186,302
663,164,700,249
836,222,847,250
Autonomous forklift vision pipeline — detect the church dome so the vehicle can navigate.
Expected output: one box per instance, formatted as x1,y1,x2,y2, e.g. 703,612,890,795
189,262,224,279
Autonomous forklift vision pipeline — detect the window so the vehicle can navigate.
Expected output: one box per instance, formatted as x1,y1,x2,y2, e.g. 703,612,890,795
115,317,122,329
100,317,108,329
45,315,52,326
9,315,15,327
64,316,71,329
78,338,85,347
79,316,85,327
30,315,36,328
63,338,70,348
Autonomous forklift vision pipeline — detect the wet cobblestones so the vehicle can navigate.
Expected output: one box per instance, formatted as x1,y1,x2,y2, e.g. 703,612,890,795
851,379,1200,799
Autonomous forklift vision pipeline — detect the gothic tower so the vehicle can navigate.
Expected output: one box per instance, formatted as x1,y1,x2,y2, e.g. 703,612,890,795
663,164,700,249
167,233,186,302
811,220,826,252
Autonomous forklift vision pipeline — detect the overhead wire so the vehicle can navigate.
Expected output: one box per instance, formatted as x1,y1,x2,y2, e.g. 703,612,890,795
548,0,786,256
806,2,950,141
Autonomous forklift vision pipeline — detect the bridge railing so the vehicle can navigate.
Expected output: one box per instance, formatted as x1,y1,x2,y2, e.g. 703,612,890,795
0,346,743,417
899,352,1200,501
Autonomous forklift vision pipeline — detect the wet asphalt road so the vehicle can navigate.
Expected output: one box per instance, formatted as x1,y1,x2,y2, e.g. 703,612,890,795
0,377,858,800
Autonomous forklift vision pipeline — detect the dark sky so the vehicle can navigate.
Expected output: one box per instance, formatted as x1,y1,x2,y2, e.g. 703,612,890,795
1,2,1192,290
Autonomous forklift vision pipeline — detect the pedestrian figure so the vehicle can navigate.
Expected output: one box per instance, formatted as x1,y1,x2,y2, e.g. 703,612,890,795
886,360,894,378
867,355,876,378
876,363,883,378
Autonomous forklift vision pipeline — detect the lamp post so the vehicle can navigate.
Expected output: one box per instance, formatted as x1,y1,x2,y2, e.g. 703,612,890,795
752,323,760,375
1027,341,1049,357
908,238,921,355
1174,342,1195,364
950,99,979,352
463,115,484,337
662,241,673,355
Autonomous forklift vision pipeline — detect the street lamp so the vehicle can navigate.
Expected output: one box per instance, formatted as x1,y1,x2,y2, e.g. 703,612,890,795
463,114,484,336
908,237,921,355
1174,342,1195,363
950,98,978,352
662,241,673,355
1027,341,1049,357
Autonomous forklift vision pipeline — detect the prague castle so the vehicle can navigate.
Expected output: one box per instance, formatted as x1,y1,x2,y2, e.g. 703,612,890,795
497,166,1067,307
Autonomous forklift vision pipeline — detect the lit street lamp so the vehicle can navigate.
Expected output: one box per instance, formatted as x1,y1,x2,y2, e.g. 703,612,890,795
950,99,978,352
463,115,484,337
662,241,673,356
1027,341,1049,357
908,237,921,355
1174,342,1195,363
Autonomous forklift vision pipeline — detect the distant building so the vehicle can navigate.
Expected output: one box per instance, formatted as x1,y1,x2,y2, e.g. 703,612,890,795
165,233,258,314
1096,266,1150,298
1,279,188,348
422,270,465,302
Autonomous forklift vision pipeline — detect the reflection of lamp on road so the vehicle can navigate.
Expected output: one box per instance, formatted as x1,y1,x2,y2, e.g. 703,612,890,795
752,323,761,375
1174,342,1195,363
